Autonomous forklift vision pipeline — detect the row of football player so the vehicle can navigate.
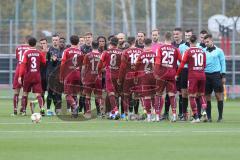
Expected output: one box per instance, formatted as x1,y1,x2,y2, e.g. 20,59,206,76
12,28,226,122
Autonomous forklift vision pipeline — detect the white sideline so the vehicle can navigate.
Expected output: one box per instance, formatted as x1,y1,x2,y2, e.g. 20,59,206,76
0,130,240,134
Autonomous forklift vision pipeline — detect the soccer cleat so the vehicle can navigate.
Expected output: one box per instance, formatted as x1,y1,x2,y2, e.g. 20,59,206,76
171,114,177,122
208,118,212,122
191,118,200,123
40,108,45,116
84,112,92,119
47,110,53,116
72,107,79,118
14,110,17,115
114,113,120,120
121,113,126,119
217,117,223,123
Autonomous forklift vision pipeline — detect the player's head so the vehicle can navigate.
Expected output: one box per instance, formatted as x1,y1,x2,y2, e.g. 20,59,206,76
79,36,85,46
189,34,197,45
204,34,214,48
108,35,115,42
59,37,66,49
184,29,193,42
144,38,152,47
151,29,159,43
70,35,79,46
127,37,136,47
137,31,145,44
97,36,107,48
173,27,183,42
28,37,37,47
199,29,208,43
92,40,99,50
39,38,48,49
52,34,60,48
164,31,172,42
109,37,119,48
117,33,126,45
84,32,93,45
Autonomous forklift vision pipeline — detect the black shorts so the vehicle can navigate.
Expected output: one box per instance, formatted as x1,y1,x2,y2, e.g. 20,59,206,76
180,68,188,89
205,72,223,95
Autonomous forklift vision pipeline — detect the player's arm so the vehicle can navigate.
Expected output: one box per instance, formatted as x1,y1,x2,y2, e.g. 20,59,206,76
134,56,142,84
18,52,27,84
97,52,106,74
175,50,188,79
60,51,67,82
176,49,182,63
218,49,226,84
81,55,88,78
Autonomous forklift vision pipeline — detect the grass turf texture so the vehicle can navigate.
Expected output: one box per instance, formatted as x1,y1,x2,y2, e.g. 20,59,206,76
0,99,240,160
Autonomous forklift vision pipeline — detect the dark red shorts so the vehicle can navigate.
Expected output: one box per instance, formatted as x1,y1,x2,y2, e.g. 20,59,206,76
64,71,81,95
156,79,176,94
106,77,120,94
188,78,206,94
83,78,102,96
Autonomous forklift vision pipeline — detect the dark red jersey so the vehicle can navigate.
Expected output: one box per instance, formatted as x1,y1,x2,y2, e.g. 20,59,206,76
83,51,101,82
19,48,46,78
98,48,122,79
60,47,84,80
176,47,206,79
155,44,182,80
135,50,156,77
119,47,143,80
15,44,30,64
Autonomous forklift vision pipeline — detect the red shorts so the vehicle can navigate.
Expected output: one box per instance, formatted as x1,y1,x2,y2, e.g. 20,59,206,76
188,79,206,94
83,78,102,96
13,65,22,89
156,79,176,94
133,73,156,97
64,71,81,95
23,74,42,93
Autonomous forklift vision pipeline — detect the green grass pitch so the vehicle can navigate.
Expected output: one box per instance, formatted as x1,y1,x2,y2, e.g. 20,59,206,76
0,98,240,160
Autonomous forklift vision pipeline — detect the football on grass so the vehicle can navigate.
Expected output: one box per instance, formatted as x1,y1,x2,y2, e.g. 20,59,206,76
31,113,42,123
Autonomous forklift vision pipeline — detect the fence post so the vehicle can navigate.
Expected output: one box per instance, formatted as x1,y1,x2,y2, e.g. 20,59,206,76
9,20,13,87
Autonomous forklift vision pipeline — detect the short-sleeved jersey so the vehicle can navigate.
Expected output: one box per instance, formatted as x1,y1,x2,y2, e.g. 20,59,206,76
20,48,46,77
177,47,206,79
155,44,182,80
99,48,122,79
119,47,143,80
15,44,30,64
83,51,101,82
60,47,84,80
135,50,156,77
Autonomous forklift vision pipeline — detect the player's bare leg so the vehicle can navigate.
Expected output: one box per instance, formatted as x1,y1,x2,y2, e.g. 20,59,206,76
122,93,130,120
35,93,45,116
84,94,92,119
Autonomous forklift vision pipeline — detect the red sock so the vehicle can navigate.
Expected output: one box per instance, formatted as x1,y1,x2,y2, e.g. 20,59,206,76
123,95,129,114
85,97,91,113
13,94,19,111
199,96,207,110
154,95,163,115
170,96,176,114
37,95,44,109
21,96,28,112
189,97,198,115
143,98,151,114
66,95,76,109
109,95,117,111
